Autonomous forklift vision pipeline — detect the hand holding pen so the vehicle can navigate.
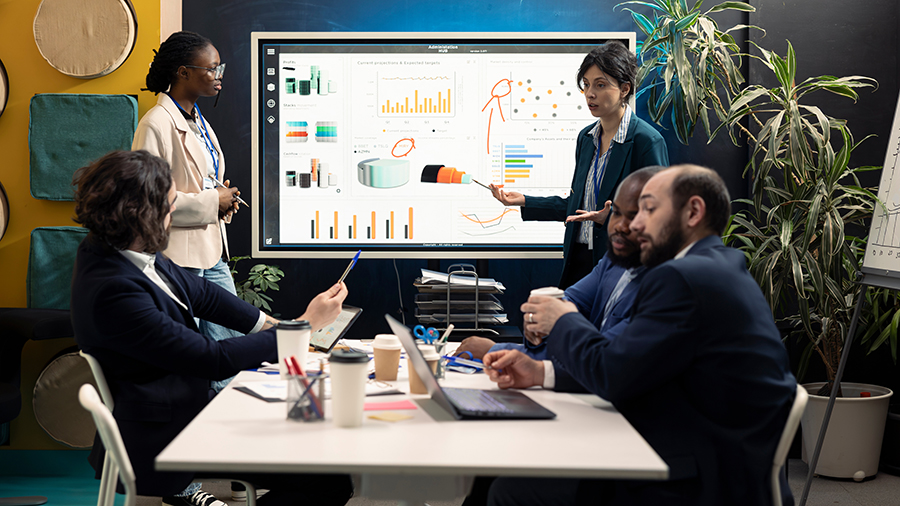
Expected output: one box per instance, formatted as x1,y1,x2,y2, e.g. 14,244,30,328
214,178,248,208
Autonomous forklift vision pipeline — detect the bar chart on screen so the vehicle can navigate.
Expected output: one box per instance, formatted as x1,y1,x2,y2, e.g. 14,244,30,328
377,73,456,117
488,139,571,189
295,207,416,242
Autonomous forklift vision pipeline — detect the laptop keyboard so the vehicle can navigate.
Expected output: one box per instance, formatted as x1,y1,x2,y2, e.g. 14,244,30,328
444,387,515,414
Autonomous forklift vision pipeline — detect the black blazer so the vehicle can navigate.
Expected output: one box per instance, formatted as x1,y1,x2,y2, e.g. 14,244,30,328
521,114,668,283
72,235,277,496
548,235,796,506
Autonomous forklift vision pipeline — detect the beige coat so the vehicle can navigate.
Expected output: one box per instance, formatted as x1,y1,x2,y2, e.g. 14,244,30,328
132,94,229,269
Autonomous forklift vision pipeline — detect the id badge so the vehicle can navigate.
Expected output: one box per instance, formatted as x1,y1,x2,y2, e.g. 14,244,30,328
203,177,215,190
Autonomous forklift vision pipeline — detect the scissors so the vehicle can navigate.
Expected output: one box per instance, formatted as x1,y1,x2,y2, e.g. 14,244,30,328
413,325,440,343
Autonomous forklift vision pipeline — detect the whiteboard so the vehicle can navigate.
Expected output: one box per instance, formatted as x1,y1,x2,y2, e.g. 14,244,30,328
862,91,900,289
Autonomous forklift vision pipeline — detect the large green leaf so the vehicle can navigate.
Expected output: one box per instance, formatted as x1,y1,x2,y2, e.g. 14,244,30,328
705,1,754,13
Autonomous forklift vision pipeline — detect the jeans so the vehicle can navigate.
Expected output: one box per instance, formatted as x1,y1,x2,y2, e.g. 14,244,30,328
183,258,243,393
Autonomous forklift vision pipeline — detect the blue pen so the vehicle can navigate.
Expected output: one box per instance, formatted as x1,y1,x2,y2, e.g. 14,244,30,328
338,250,361,284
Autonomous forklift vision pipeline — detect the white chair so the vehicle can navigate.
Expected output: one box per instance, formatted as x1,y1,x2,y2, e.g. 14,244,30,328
78,383,137,506
78,351,257,506
772,383,808,506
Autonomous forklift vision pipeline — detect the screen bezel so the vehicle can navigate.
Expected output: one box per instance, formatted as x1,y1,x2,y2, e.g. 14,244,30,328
251,32,636,259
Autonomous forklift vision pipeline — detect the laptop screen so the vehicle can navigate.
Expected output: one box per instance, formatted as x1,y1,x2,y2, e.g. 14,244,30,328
386,314,461,419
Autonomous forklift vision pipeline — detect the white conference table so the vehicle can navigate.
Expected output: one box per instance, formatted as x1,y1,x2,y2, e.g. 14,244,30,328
156,356,667,504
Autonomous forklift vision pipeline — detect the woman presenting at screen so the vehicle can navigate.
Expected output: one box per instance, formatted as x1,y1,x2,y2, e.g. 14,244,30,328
133,31,242,389
490,42,668,288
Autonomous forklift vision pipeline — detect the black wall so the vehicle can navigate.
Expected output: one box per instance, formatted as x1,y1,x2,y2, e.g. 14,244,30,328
180,0,900,364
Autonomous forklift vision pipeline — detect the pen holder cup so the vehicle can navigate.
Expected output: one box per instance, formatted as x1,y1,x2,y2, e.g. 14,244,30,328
433,342,448,380
286,375,325,422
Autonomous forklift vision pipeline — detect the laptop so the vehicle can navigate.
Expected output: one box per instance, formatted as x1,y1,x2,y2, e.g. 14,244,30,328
386,315,556,420
311,305,362,352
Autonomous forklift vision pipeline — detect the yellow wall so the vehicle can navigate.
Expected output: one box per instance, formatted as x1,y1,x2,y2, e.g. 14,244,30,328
0,0,160,449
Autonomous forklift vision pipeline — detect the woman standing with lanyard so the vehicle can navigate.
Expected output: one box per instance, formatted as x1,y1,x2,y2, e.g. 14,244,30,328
490,42,668,288
131,31,240,506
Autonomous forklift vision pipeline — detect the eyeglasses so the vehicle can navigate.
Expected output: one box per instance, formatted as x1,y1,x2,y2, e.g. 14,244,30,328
184,63,226,79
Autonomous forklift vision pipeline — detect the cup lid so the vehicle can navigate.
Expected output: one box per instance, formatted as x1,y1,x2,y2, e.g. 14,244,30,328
530,286,565,298
372,334,402,350
277,319,311,330
330,349,368,363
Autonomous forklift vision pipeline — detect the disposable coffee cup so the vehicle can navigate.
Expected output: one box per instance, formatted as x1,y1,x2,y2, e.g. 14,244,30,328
276,320,312,378
329,349,369,428
530,286,566,299
408,345,440,395
372,334,402,381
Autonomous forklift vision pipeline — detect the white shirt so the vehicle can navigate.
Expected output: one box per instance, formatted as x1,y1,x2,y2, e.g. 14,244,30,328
120,249,266,334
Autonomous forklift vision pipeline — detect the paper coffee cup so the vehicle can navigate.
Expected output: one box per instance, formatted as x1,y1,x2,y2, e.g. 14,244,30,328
408,345,439,395
329,350,369,428
372,334,402,381
276,320,312,378
530,286,565,299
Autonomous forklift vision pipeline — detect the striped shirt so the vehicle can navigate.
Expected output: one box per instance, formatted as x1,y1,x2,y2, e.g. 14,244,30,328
578,104,632,246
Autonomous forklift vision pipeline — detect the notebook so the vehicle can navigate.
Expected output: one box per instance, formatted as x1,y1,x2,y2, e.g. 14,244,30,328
386,315,556,420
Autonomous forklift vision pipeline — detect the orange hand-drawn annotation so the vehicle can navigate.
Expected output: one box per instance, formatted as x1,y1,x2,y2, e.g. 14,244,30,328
482,79,513,154
392,138,415,157
459,207,520,225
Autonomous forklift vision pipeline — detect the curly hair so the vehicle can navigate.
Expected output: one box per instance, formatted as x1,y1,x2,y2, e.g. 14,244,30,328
576,41,637,102
145,31,212,94
73,150,173,253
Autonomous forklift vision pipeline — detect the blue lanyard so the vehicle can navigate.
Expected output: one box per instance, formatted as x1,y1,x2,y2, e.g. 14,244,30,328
166,93,219,179
591,128,608,206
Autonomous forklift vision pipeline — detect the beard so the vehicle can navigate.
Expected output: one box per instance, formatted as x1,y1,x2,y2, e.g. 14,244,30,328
640,213,686,268
607,234,642,269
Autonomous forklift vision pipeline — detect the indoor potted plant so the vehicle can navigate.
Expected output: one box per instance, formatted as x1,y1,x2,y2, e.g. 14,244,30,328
618,0,897,479
712,42,892,479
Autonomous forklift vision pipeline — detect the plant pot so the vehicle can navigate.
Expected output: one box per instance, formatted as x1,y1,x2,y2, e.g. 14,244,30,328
800,382,893,479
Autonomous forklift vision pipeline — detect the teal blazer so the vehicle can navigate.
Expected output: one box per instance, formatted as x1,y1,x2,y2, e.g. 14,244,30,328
521,114,668,284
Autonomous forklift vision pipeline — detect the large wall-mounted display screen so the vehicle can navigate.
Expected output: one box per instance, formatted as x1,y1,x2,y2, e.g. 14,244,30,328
251,32,635,258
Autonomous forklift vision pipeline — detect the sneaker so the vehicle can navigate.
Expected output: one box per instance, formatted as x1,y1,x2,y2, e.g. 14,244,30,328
162,490,227,506
230,482,268,501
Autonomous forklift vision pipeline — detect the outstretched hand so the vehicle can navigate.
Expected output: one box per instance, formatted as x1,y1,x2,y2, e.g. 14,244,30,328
483,349,545,389
565,200,612,224
489,184,526,206
298,282,347,331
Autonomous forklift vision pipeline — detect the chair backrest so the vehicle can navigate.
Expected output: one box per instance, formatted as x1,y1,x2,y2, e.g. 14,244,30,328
79,383,136,506
772,383,808,506
79,351,114,409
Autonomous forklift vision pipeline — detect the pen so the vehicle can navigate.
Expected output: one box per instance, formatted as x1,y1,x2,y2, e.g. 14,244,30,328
471,179,491,190
443,355,493,371
290,356,323,418
213,178,248,207
438,324,455,345
338,250,361,284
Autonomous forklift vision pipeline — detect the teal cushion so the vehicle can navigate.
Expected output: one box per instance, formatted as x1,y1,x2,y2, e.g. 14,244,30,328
29,94,138,201
27,226,88,310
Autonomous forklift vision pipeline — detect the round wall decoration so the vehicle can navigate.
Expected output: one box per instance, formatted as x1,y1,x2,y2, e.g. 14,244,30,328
0,180,8,243
0,58,8,118
33,0,137,79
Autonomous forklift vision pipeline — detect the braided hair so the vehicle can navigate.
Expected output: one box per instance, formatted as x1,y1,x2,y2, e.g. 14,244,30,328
145,31,212,94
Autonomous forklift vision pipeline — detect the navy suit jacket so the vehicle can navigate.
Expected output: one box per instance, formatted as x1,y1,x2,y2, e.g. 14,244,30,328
72,235,278,497
508,253,646,360
548,236,795,506
521,114,668,283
